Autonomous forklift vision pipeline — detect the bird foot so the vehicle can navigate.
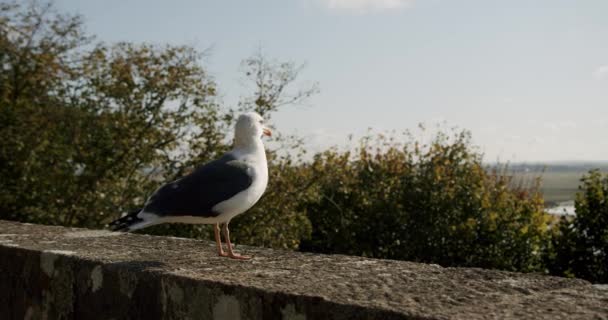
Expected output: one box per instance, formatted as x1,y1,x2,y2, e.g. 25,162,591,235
228,252,251,260
218,250,250,260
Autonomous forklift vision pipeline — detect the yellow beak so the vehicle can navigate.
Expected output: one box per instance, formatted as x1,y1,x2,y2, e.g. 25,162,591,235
263,127,272,137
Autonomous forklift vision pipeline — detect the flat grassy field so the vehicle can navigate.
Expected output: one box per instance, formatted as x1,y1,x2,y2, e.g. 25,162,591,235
509,162,608,206
517,171,582,204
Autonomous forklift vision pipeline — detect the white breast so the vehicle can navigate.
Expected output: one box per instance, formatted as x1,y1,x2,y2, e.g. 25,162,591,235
211,149,268,223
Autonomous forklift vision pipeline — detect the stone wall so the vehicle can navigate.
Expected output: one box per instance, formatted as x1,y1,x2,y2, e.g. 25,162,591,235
0,220,606,320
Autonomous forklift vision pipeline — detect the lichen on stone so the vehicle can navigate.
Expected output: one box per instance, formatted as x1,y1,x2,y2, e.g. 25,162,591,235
213,294,241,320
91,265,103,292
281,304,306,320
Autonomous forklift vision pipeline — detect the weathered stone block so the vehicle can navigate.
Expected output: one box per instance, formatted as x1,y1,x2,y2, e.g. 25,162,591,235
0,220,607,320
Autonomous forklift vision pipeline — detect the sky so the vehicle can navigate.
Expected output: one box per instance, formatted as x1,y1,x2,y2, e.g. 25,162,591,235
53,0,608,162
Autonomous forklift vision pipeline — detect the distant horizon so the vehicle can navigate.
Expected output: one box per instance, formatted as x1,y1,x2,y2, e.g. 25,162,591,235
494,160,608,165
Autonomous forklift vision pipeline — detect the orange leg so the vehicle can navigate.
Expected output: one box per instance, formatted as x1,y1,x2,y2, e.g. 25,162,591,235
222,223,250,260
214,223,228,257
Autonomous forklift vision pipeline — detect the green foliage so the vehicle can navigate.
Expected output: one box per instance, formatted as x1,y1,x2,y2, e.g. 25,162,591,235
548,170,608,283
0,1,91,224
0,2,228,228
300,130,551,272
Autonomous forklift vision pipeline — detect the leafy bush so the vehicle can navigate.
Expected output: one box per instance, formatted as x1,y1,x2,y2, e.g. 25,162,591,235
548,170,608,283
300,130,551,272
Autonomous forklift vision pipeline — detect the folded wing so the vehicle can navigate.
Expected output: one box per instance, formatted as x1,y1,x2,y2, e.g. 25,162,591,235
143,154,253,217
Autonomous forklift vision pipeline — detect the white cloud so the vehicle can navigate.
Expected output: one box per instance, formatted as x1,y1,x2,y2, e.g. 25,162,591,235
318,0,415,13
593,65,608,80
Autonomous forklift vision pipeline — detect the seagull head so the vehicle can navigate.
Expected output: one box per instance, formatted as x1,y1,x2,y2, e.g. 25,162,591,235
235,112,272,144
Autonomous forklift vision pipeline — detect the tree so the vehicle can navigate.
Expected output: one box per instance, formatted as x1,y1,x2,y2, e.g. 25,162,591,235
0,1,91,224
0,2,227,227
238,50,319,118
549,170,608,283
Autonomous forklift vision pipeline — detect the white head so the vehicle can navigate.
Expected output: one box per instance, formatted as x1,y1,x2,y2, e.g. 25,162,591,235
234,112,272,146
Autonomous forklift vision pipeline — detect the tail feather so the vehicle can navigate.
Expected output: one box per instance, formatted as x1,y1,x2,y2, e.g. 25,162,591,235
109,209,144,232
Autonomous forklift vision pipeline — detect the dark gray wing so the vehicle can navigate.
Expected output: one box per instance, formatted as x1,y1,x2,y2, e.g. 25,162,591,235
143,153,253,217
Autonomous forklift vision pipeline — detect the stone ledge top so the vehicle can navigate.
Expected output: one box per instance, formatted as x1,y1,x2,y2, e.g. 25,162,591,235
1,219,607,320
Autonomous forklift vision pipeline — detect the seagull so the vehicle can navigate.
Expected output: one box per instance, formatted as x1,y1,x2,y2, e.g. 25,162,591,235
109,112,271,260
